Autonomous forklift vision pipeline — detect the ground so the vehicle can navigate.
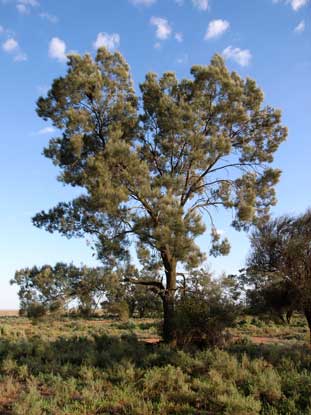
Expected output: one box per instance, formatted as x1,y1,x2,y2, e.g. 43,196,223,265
0,313,311,414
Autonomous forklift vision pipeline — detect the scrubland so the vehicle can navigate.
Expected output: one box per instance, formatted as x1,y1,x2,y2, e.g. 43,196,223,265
0,314,311,414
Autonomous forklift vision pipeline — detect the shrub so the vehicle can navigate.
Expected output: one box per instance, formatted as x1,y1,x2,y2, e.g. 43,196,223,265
172,295,237,348
108,301,130,322
24,302,47,319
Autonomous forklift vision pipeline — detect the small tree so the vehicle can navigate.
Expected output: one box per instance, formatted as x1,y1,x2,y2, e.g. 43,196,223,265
11,263,107,317
239,210,311,341
173,268,238,347
33,48,287,343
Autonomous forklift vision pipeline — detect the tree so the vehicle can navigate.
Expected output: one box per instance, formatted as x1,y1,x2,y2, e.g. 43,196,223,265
11,263,107,317
33,47,287,343
239,210,311,341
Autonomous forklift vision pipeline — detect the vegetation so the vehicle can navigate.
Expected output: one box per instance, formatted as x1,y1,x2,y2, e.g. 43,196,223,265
11,264,162,319
5,44,311,414
236,209,311,341
32,47,287,342
0,315,311,414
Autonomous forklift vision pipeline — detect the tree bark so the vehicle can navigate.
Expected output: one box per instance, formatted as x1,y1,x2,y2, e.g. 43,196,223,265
304,308,311,345
161,250,177,345
162,290,177,345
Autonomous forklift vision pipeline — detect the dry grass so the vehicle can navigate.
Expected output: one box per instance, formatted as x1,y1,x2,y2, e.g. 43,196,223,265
0,310,19,317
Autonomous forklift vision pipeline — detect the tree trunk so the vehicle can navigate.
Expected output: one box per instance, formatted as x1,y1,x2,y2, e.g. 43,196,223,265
162,290,176,345
304,308,311,345
161,250,177,345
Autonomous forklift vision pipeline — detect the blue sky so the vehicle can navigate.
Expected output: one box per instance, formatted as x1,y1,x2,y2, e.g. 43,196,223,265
0,0,310,308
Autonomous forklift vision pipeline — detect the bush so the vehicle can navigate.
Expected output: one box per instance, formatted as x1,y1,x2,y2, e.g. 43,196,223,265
173,295,237,348
108,302,130,322
23,302,47,319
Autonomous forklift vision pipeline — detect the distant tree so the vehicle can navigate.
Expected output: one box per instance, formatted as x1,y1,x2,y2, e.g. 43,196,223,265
239,210,311,340
32,47,287,343
11,263,106,317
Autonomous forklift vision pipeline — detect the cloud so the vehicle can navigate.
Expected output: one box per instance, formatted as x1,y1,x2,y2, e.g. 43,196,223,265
36,85,49,95
222,46,252,67
2,37,18,52
93,32,120,51
39,12,58,23
174,32,183,42
273,0,309,10
291,0,309,10
2,37,27,61
16,0,39,14
192,0,209,11
0,25,4,34
129,0,156,5
14,51,27,61
150,16,172,40
205,19,230,40
49,37,67,62
177,53,188,64
294,20,305,32
36,126,55,135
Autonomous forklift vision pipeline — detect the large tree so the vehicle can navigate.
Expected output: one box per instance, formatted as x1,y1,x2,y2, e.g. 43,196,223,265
33,47,287,343
240,210,311,341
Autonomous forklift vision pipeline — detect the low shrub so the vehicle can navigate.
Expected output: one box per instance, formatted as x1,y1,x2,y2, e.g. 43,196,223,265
173,295,237,348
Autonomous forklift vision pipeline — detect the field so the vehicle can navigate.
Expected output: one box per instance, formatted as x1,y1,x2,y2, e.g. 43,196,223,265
0,314,311,414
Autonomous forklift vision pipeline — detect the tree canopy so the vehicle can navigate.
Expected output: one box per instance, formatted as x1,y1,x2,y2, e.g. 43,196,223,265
33,47,287,342
238,210,311,338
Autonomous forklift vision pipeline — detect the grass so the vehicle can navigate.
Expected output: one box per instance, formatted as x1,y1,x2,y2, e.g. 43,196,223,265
0,314,310,414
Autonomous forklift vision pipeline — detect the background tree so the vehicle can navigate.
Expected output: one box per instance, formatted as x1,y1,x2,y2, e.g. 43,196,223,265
238,210,311,340
33,47,287,343
11,263,107,317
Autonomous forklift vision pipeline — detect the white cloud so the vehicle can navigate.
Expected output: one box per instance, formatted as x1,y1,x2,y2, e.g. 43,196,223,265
291,0,309,10
49,37,67,62
0,25,5,34
2,37,27,62
192,0,209,11
14,51,27,61
177,53,188,64
16,3,28,13
154,42,161,49
294,20,305,32
175,32,183,42
129,0,156,5
205,19,230,40
93,32,120,51
222,46,252,67
37,126,55,135
2,37,18,52
16,0,39,14
39,12,58,23
150,16,172,40
273,0,309,10
175,0,184,5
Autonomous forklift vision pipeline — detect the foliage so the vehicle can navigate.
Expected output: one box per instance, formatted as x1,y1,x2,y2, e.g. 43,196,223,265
172,269,239,347
11,263,107,317
108,301,130,321
236,209,311,337
32,47,287,341
0,316,311,414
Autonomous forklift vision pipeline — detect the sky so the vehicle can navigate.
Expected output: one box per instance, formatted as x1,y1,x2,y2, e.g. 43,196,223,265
0,0,310,309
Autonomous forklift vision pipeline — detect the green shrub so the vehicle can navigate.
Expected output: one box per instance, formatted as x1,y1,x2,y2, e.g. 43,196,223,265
108,302,130,322
173,295,237,347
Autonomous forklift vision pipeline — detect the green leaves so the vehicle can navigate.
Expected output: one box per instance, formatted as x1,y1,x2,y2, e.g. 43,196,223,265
34,48,287,285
